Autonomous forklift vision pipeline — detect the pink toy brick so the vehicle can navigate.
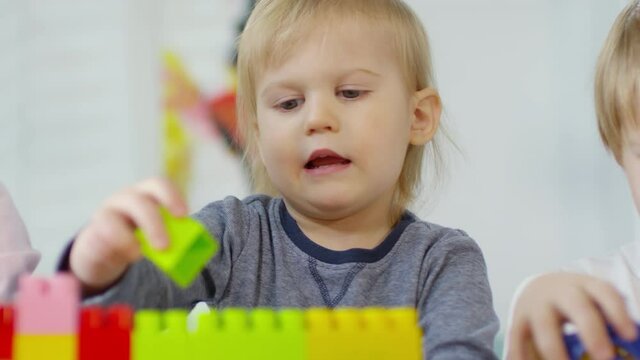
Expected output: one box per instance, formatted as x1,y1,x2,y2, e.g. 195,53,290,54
14,273,79,334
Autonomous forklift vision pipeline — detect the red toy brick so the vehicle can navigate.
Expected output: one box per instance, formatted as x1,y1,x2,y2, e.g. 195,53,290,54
79,305,132,360
0,306,14,360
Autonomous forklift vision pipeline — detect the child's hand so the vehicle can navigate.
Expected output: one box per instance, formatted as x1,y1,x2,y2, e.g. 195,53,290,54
507,272,637,360
69,178,188,294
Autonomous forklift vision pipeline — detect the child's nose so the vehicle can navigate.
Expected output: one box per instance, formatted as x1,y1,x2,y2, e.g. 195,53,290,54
304,96,340,135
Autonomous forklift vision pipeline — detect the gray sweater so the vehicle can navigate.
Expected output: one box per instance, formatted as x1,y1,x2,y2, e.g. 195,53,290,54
83,195,499,359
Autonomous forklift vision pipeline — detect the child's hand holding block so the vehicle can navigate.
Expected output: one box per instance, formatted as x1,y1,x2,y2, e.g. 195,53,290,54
134,208,218,288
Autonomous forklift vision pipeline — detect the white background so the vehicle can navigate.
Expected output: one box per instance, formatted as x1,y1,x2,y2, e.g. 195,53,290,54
0,0,635,337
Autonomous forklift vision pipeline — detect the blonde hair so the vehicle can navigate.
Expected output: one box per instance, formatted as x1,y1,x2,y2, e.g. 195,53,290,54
237,0,446,221
595,0,640,163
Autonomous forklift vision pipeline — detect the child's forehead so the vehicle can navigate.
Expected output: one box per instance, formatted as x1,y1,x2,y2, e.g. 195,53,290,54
256,18,395,76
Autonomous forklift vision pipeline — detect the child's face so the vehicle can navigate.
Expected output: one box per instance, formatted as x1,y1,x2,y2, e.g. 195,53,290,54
254,20,430,220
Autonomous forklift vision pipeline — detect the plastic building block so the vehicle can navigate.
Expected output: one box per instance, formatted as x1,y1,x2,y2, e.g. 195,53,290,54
361,308,393,360
14,274,79,334
273,309,306,360
191,310,223,360
134,208,218,288
133,309,190,360
333,308,366,360
80,305,132,360
306,308,334,360
218,308,250,359
386,308,422,360
13,334,75,360
564,324,640,359
0,306,13,360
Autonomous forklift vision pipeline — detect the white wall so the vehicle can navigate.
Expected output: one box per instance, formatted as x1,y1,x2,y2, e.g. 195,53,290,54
0,0,635,335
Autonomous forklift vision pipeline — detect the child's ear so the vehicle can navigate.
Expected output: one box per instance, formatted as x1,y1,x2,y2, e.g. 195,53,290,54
409,88,441,145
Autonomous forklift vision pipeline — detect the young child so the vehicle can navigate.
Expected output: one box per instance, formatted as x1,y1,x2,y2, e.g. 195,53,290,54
59,0,499,357
0,182,40,301
507,2,640,359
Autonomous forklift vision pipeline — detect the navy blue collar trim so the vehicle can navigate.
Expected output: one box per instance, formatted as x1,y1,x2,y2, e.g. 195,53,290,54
279,202,414,264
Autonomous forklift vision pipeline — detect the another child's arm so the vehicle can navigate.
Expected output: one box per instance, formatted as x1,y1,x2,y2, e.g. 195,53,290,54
0,182,40,300
68,177,188,295
506,272,637,360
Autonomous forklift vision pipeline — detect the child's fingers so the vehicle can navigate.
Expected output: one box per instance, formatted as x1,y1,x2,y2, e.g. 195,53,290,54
585,279,638,341
104,189,169,250
135,177,188,217
506,319,542,360
557,287,614,360
92,208,142,264
529,307,569,360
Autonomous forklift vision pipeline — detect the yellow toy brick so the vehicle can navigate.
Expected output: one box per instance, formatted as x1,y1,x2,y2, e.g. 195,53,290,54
306,308,333,360
13,334,76,360
387,308,422,360
333,308,366,360
361,308,392,360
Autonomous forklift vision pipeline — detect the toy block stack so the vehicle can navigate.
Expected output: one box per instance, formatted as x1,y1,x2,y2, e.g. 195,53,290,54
3,276,425,360
13,274,79,360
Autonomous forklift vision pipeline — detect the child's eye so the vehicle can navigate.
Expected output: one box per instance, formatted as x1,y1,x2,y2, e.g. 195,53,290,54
338,89,365,99
277,98,303,111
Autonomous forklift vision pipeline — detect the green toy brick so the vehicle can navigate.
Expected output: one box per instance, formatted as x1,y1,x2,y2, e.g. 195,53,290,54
133,310,190,360
134,208,218,287
276,309,306,360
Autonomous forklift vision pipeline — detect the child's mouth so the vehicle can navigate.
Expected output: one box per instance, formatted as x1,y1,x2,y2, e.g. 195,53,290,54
304,156,351,169
304,149,352,172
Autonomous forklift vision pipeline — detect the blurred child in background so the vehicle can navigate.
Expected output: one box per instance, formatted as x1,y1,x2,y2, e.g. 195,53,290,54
507,2,640,359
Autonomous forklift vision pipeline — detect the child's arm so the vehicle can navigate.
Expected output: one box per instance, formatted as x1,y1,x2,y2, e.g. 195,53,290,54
506,272,637,360
0,182,40,300
68,177,188,295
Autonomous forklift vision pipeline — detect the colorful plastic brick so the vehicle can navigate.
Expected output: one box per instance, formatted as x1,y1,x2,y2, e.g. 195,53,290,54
134,208,218,287
218,308,250,359
0,306,13,360
564,324,640,359
274,309,306,360
361,308,392,360
306,308,334,360
14,274,79,334
333,308,366,360
80,305,132,360
13,334,75,360
133,309,190,360
191,310,223,360
386,308,422,360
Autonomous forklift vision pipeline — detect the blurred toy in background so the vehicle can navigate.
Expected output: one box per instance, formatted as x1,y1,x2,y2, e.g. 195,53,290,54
160,0,256,195
162,52,194,197
564,325,640,360
162,0,256,153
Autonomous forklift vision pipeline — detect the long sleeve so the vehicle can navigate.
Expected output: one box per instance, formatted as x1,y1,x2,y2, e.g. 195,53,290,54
418,234,499,359
0,182,40,301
